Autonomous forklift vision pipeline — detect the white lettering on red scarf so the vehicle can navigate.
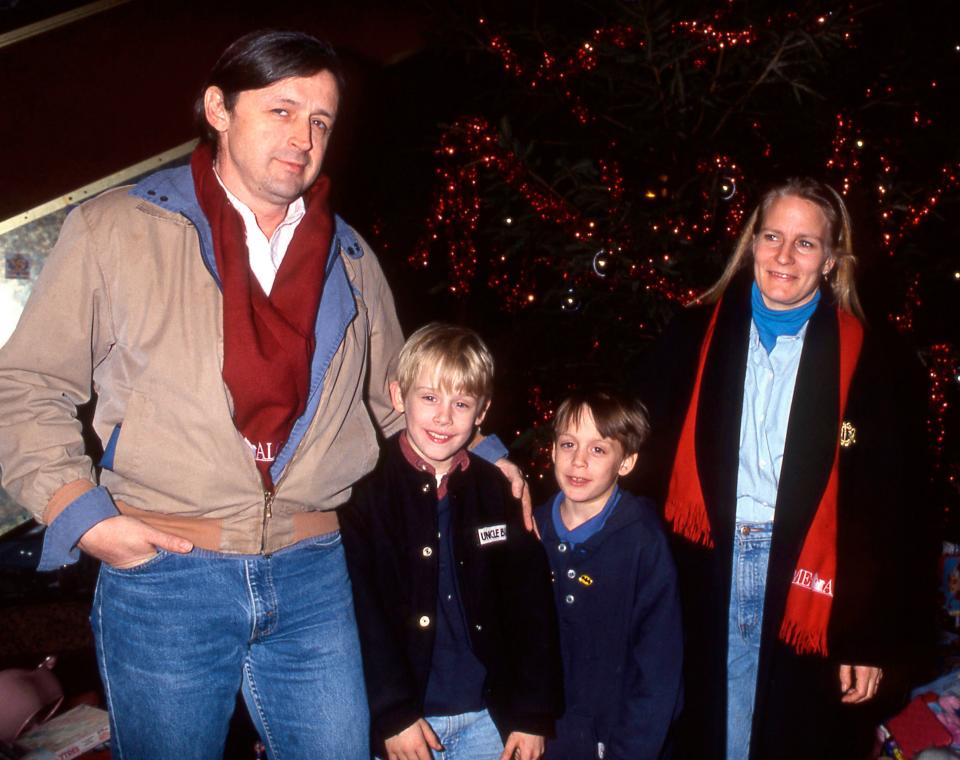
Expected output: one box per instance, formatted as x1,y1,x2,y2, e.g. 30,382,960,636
244,437,276,463
791,567,834,597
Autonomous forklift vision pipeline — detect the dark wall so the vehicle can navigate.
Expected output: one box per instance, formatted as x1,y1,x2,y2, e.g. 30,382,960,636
0,0,428,221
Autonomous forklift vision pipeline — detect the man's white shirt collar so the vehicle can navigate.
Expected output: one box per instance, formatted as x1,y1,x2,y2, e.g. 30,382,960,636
214,171,305,296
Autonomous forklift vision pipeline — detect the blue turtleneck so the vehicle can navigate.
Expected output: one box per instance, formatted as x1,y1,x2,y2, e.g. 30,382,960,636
751,282,820,353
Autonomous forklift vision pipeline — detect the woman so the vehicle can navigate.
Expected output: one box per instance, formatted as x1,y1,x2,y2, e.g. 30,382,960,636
638,178,933,758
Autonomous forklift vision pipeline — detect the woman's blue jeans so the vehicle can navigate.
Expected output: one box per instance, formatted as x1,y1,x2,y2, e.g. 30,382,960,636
91,531,369,760
726,522,773,759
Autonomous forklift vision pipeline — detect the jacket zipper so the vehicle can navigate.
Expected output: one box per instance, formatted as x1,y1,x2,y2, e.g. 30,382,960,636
260,489,275,553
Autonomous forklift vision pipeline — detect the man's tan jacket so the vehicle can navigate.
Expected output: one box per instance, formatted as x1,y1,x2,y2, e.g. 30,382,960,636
0,166,403,559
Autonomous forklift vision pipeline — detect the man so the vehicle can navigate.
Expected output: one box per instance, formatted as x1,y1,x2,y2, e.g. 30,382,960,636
0,30,512,759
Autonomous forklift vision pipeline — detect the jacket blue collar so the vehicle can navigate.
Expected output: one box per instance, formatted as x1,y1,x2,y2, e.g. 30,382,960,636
129,164,365,484
537,489,647,554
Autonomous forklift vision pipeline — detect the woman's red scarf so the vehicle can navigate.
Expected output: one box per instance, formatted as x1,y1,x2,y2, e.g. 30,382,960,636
664,297,863,656
191,144,332,490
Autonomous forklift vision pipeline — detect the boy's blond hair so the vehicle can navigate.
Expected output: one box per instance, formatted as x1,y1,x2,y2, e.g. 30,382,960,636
396,323,494,400
553,389,650,456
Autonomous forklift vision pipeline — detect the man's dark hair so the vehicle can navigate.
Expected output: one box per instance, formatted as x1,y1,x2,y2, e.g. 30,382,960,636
194,29,345,145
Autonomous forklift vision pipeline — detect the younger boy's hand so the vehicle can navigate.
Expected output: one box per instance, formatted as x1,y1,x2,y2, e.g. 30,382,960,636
385,718,443,760
500,731,545,760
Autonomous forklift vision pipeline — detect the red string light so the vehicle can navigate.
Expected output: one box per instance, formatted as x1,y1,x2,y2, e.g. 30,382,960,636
673,19,757,52
825,111,862,196
879,163,960,256
928,344,957,472
412,116,691,306
480,21,648,125
888,273,921,335
522,384,555,478
699,154,747,237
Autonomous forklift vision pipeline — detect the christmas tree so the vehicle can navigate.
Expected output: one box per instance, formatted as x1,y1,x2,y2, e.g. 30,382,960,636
358,0,959,515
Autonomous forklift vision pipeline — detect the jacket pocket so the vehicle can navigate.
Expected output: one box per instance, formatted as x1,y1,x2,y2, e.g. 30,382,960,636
104,388,154,477
99,424,122,470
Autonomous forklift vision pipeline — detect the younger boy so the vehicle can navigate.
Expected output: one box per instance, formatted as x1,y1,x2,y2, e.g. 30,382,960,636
535,389,683,760
341,323,563,760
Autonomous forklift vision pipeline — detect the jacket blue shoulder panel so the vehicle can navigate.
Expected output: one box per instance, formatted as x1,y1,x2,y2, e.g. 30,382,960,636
129,165,367,484
129,164,220,286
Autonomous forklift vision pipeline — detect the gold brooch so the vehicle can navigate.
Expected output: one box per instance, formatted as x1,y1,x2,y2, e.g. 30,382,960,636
578,574,594,587
839,421,857,448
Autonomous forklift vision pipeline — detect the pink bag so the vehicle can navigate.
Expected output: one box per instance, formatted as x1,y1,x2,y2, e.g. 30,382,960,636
0,656,64,742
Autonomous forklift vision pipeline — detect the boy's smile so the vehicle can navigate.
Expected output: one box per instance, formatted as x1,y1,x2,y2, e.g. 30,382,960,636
390,369,488,475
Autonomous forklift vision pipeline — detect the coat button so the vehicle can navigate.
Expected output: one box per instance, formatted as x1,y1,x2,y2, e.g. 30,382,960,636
475,624,482,631
419,615,431,628
558,543,568,553
566,569,576,579
741,525,751,536
421,483,431,493
564,594,575,605
422,546,433,557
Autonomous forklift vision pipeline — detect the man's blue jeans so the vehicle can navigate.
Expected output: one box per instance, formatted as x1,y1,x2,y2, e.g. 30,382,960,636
91,531,369,760
726,522,773,759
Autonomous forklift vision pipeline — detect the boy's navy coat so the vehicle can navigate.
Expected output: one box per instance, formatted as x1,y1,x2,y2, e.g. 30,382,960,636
341,434,563,755
535,490,683,760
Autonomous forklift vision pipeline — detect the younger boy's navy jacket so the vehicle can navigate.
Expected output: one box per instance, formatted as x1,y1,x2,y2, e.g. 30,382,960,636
535,490,683,760
341,433,563,754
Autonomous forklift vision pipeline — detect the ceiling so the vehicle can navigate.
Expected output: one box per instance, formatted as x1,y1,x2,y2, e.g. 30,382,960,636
0,0,428,222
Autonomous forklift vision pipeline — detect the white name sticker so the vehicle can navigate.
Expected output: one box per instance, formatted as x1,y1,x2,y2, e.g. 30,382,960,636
477,524,508,545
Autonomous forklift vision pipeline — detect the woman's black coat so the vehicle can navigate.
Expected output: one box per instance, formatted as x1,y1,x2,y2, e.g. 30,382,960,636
634,277,935,759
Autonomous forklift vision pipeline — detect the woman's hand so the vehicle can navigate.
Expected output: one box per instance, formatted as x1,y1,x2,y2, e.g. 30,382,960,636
385,718,443,760
839,664,882,703
500,731,545,760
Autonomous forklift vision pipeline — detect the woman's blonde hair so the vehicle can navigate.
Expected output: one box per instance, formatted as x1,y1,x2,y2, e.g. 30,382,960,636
698,177,864,319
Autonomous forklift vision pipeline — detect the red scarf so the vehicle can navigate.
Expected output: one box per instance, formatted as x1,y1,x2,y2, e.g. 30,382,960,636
191,144,332,490
664,298,863,655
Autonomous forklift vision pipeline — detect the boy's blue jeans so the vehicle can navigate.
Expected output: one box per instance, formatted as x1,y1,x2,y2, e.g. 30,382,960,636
425,709,504,760
91,531,369,760
374,709,503,760
726,521,773,759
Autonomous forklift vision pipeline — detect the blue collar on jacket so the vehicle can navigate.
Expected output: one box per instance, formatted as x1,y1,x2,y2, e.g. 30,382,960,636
536,488,650,554
550,485,622,548
129,164,365,484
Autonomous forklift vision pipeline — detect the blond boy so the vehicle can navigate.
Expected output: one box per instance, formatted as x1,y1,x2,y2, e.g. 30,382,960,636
342,323,562,760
